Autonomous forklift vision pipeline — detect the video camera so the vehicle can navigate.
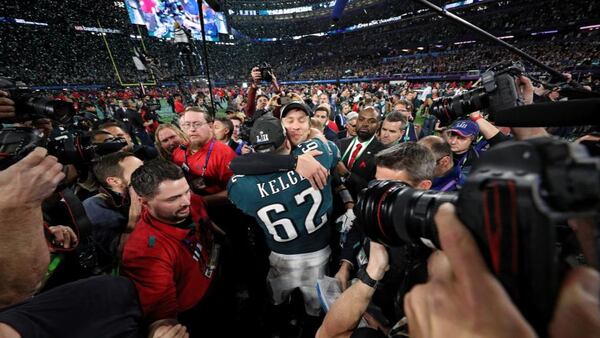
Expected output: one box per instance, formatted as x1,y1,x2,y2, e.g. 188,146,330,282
0,78,75,124
0,126,127,170
0,78,125,170
430,62,525,126
356,138,600,334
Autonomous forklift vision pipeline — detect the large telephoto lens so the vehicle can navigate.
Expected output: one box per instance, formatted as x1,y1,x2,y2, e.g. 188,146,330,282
356,180,458,247
430,88,488,127
23,96,75,124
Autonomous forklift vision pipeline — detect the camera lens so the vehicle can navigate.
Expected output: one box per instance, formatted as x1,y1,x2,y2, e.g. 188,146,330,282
356,180,458,247
430,88,488,127
22,96,75,124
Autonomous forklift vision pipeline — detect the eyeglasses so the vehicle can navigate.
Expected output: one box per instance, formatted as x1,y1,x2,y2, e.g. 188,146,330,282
181,122,207,130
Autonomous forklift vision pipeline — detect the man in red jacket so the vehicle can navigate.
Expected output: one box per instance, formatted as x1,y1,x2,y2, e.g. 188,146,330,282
121,160,228,337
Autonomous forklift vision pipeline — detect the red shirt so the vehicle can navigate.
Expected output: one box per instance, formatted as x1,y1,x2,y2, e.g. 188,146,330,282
174,100,185,114
171,139,236,195
121,194,215,322
327,120,340,133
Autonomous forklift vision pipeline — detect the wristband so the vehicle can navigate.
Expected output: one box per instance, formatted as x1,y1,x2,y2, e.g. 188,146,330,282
339,189,353,205
470,114,483,123
357,268,378,289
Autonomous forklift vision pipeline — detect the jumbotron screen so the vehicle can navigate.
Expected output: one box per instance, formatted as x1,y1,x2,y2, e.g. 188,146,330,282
125,0,228,41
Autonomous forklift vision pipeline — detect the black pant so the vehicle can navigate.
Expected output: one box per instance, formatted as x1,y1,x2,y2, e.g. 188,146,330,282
0,276,143,338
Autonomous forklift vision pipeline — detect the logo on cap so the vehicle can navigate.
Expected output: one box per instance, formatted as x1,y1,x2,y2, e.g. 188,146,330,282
256,131,269,143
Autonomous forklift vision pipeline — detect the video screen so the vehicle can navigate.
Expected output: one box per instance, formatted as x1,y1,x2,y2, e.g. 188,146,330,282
125,0,226,41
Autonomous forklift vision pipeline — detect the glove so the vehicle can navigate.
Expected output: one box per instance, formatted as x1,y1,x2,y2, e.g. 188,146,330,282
335,208,356,233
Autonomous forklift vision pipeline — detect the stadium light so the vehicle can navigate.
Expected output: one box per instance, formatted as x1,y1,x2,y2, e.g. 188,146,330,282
530,30,558,36
580,24,600,30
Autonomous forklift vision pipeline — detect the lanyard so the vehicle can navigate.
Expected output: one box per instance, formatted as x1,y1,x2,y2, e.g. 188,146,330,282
440,179,457,192
184,139,216,177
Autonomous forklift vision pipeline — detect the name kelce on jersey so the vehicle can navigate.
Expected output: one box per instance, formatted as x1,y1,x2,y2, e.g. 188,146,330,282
256,170,307,198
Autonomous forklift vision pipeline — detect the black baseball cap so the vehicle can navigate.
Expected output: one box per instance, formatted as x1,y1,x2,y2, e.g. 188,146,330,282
280,102,312,118
250,115,286,152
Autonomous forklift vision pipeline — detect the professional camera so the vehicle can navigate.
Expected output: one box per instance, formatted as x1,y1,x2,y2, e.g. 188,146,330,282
256,62,273,82
430,62,525,126
0,126,127,170
0,78,75,124
356,137,600,334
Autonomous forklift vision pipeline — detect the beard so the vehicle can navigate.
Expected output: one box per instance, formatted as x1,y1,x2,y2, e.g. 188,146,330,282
357,129,373,141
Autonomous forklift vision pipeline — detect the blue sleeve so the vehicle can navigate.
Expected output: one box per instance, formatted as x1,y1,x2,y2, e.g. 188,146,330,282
295,138,334,171
327,140,341,164
227,175,254,215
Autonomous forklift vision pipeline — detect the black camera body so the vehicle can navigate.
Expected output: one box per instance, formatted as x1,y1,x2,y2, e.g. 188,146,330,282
0,126,127,170
357,138,600,334
257,62,273,83
431,62,524,126
0,78,75,124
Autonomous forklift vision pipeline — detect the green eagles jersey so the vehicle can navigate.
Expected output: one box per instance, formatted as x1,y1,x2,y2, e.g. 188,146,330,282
228,138,340,255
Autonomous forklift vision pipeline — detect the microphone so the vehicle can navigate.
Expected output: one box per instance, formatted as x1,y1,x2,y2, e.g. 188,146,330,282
493,99,600,127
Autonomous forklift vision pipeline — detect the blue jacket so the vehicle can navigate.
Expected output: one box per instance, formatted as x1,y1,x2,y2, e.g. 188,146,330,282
432,164,465,192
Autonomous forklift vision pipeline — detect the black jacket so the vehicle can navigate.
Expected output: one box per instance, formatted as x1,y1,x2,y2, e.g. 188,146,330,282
336,136,385,199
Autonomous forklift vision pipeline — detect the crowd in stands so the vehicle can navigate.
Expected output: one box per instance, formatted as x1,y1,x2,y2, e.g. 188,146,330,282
1,0,599,86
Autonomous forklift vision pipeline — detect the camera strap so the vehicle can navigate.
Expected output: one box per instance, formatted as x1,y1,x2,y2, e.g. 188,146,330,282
59,188,93,243
480,180,519,279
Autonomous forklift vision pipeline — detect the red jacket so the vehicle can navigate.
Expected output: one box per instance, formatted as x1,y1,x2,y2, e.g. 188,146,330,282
171,139,235,195
121,194,215,322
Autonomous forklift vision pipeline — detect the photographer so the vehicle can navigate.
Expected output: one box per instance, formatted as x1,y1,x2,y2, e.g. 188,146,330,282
244,66,281,119
418,136,464,192
99,121,158,161
404,204,600,338
82,152,144,271
0,94,143,337
323,143,436,338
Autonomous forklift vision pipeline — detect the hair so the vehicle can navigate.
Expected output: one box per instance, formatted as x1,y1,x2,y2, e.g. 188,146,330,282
418,135,453,161
375,143,435,184
92,152,135,188
230,113,245,124
314,104,331,118
256,94,269,102
154,123,189,159
98,121,127,132
91,130,113,142
214,117,234,138
131,159,185,198
384,111,408,126
395,99,414,112
346,112,359,122
181,106,214,124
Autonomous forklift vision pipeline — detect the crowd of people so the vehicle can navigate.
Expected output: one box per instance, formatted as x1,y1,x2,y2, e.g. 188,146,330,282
1,0,598,86
0,59,599,337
